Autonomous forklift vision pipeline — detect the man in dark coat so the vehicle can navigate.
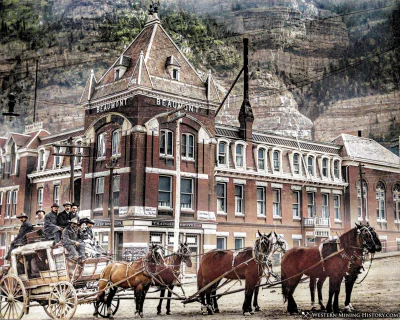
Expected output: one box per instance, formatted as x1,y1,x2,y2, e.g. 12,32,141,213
44,203,62,243
69,203,80,221
57,201,72,228
5,213,33,260
62,217,85,263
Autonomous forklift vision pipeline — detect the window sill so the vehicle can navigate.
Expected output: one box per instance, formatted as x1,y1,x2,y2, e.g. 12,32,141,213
395,220,400,224
235,214,245,217
273,215,282,220
257,215,266,219
377,219,387,223
93,208,103,212
96,157,106,162
182,158,195,162
160,155,174,160
293,216,301,221
111,154,121,158
217,212,227,216
181,209,194,213
334,219,342,223
158,207,173,212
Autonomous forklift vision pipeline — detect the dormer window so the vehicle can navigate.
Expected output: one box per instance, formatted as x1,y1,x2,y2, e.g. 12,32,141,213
114,54,131,81
38,149,45,171
166,55,181,81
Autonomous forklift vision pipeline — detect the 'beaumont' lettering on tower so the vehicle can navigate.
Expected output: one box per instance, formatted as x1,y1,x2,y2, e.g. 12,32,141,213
156,98,200,113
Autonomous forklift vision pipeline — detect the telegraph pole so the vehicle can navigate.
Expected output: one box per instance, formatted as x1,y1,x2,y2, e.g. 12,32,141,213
359,162,365,222
163,106,186,251
53,137,90,203
106,157,119,256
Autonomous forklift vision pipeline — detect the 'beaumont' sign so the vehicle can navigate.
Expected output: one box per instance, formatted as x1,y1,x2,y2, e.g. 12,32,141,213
95,98,128,113
156,98,200,113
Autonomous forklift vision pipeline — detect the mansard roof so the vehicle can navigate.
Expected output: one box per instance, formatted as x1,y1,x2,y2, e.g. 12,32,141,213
333,133,400,167
215,125,341,155
81,12,221,104
40,127,85,146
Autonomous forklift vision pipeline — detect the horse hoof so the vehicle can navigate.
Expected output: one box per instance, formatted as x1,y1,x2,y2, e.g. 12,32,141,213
214,308,219,314
243,311,252,316
254,307,260,312
348,303,355,312
140,313,144,318
166,311,171,315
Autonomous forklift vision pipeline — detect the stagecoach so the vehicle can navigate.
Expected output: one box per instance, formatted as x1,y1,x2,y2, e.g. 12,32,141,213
0,240,111,320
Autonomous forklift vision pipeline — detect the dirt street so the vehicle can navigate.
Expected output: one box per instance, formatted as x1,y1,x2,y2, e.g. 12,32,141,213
22,255,400,320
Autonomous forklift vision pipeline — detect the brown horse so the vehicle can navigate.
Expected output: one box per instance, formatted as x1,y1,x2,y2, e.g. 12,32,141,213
309,222,381,312
281,223,382,314
153,242,192,315
197,231,273,316
93,244,165,318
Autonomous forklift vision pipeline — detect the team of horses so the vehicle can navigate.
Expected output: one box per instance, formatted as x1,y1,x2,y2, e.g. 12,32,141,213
93,222,381,318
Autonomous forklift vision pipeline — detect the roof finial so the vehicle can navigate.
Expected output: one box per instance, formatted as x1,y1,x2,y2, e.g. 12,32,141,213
148,1,160,14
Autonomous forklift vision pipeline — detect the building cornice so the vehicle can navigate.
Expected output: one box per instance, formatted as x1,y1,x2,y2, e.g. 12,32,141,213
342,158,400,173
27,166,82,183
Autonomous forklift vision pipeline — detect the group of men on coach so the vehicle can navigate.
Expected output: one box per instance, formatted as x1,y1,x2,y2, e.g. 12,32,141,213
5,201,97,265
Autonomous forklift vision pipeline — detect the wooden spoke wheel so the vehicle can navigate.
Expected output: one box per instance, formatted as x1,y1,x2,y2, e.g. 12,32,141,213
48,281,77,320
43,303,52,318
94,296,120,318
0,274,28,320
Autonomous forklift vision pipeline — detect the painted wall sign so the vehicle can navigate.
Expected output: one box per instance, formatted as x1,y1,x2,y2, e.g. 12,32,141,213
156,98,200,113
93,219,123,227
151,221,202,228
92,97,128,114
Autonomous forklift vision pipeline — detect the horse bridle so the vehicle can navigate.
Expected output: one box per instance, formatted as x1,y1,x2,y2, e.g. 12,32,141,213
253,235,273,266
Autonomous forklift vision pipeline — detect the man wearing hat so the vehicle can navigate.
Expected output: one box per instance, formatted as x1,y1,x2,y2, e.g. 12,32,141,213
57,201,72,229
62,217,86,263
5,213,33,260
44,203,62,243
35,210,45,225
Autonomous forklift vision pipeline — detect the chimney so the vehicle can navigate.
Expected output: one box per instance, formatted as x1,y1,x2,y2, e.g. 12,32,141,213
238,38,254,141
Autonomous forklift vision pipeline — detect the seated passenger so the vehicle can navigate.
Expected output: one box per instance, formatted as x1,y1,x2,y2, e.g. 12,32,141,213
62,218,85,264
17,255,25,275
30,250,49,278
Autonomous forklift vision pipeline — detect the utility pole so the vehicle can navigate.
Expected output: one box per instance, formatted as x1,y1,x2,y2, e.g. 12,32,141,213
163,106,186,251
53,137,90,203
33,59,39,123
106,157,119,257
359,162,365,222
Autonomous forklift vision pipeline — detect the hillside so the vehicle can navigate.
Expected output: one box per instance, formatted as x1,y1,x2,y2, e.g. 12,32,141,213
0,0,399,142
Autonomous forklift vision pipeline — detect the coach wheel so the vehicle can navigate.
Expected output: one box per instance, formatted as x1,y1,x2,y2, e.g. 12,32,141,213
0,274,28,320
95,296,120,318
48,281,77,320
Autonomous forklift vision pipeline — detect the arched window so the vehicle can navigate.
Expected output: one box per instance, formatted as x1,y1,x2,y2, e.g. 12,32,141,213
181,133,194,159
394,184,400,222
75,141,83,166
236,144,244,168
38,187,43,210
160,130,173,157
357,180,368,220
54,146,61,168
218,141,227,166
112,130,121,156
307,156,314,176
376,181,386,221
257,148,266,170
97,133,106,159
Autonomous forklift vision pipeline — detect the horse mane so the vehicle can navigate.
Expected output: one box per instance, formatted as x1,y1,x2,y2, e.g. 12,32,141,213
339,227,359,251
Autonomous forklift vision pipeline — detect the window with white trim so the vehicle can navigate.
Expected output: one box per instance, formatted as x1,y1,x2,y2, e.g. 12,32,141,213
257,187,266,216
0,192,3,218
307,192,315,217
54,146,61,168
172,69,179,80
217,237,227,250
257,148,265,170
273,189,281,217
158,176,172,208
216,183,227,213
334,195,341,220
292,191,300,218
150,232,163,245
54,185,60,205
160,130,173,157
112,130,121,156
333,160,340,179
181,178,193,209
113,175,120,207
236,144,244,168
322,158,328,178
234,238,244,250
357,180,368,220
10,142,16,174
38,188,43,210
218,141,228,166
322,194,329,218
75,141,83,166
97,133,106,159
293,153,300,175
307,156,314,176
181,133,194,159
95,177,105,208
273,150,280,172
376,182,386,221
38,149,45,170
5,191,11,217
235,185,244,215
394,185,400,221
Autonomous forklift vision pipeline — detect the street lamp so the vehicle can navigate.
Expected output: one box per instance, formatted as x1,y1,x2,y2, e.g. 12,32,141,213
2,93,20,122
